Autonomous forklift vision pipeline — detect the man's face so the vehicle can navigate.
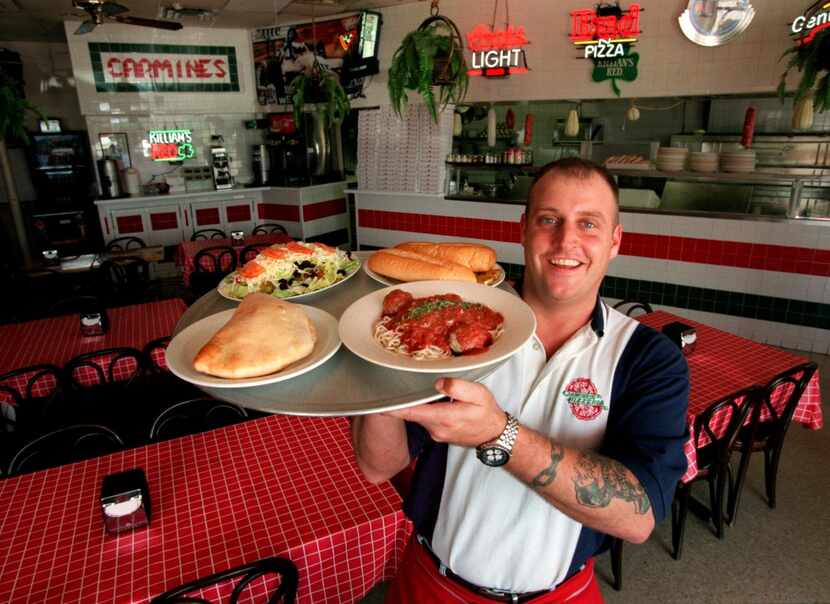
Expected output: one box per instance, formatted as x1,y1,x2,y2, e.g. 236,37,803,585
520,171,622,309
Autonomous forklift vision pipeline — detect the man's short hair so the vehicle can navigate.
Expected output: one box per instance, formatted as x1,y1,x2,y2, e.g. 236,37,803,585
527,158,619,221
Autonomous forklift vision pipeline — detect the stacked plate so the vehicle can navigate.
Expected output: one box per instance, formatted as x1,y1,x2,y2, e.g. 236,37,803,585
720,150,756,173
656,146,688,172
688,151,719,173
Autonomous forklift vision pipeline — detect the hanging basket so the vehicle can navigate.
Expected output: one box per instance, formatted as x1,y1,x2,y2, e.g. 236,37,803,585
417,15,466,86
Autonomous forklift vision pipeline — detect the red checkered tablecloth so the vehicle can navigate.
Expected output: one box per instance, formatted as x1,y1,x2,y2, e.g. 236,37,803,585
0,414,411,604
0,299,186,399
177,234,292,286
638,311,823,482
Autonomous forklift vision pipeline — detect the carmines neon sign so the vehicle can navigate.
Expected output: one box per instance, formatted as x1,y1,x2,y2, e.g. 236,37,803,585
790,4,830,45
466,24,530,77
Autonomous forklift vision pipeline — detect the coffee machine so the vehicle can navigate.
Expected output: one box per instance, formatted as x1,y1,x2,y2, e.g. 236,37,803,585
210,147,233,190
265,112,341,186
251,144,271,186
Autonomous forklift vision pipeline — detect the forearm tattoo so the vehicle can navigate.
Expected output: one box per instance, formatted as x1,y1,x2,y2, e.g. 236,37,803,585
531,443,565,488
573,451,651,515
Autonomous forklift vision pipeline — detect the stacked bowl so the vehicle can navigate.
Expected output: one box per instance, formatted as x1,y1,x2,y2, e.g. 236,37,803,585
656,146,688,172
720,150,756,173
688,151,719,173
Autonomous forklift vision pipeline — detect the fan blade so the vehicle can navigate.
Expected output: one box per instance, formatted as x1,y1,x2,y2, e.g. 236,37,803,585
74,19,97,34
114,15,183,31
102,2,129,17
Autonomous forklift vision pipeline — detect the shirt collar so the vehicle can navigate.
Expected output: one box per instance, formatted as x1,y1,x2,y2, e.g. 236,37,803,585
516,278,606,337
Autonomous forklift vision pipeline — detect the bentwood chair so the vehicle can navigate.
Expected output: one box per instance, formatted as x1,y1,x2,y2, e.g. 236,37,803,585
726,362,817,524
191,246,237,298
671,387,760,560
150,557,298,603
191,228,228,241
0,364,65,434
252,223,288,236
7,424,125,476
149,398,249,442
98,256,150,304
105,236,147,252
240,243,271,264
612,300,654,317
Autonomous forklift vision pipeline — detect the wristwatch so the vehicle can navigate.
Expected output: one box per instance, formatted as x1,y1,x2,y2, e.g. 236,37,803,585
476,412,519,467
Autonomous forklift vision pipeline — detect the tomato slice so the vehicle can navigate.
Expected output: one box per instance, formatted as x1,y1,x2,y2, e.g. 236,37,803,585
238,261,265,279
286,242,313,255
262,246,288,260
309,242,336,253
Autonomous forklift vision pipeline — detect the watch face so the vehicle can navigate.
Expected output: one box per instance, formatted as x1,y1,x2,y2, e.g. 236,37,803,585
477,445,510,467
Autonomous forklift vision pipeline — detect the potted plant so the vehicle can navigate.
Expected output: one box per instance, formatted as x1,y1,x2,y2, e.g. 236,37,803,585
388,14,469,123
778,17,830,128
290,64,351,129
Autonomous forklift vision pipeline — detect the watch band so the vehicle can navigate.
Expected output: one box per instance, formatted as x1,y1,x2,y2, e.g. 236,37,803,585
476,412,519,466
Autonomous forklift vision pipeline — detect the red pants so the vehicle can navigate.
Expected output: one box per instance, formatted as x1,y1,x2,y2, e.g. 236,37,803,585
385,537,604,604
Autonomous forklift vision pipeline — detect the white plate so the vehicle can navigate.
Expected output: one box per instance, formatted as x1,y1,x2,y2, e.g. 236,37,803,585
339,280,536,374
363,261,506,288
166,305,341,388
217,256,361,302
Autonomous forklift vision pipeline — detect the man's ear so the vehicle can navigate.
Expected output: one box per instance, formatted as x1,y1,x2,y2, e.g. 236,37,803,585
610,224,622,260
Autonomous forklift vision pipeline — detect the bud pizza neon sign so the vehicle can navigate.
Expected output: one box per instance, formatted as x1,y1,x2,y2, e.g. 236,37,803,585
149,129,195,162
790,3,830,45
466,24,530,77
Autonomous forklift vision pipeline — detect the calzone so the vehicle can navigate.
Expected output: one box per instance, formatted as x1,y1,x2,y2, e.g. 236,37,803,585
193,293,317,378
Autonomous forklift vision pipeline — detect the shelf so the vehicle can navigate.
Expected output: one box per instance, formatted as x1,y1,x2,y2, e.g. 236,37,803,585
609,168,830,184
446,162,535,169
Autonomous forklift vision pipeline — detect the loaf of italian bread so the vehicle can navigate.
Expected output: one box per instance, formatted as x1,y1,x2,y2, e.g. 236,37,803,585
367,248,477,283
395,242,496,273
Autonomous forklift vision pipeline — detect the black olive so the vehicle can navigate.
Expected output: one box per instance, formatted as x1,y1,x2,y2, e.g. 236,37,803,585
293,270,301,278
346,251,352,259
278,279,289,290
337,269,346,276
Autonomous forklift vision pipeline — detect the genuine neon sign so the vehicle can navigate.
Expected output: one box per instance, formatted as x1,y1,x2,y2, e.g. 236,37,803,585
466,24,530,77
149,129,195,162
791,4,830,45
569,3,642,57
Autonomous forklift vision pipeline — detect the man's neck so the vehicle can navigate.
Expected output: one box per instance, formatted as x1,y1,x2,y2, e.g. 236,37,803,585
523,290,598,359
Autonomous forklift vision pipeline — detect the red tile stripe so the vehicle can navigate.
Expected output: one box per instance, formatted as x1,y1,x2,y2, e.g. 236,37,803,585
302,198,346,222
195,207,221,226
150,211,178,231
259,203,300,222
115,215,143,234
358,209,521,243
226,204,252,223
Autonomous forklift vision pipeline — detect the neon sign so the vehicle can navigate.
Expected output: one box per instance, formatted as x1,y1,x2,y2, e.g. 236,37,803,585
149,129,195,162
791,4,830,45
466,24,530,77
569,3,641,96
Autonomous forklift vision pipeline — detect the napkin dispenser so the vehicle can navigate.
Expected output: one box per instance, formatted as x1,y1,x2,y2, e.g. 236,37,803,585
80,309,109,337
662,321,697,356
231,230,244,244
101,468,151,535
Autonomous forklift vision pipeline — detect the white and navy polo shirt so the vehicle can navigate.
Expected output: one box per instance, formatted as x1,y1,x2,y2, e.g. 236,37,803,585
403,298,689,593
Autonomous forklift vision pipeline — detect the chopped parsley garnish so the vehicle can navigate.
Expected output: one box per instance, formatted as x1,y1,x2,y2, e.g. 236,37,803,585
403,300,474,320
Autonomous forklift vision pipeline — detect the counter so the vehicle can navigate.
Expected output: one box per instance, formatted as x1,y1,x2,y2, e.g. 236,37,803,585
94,182,350,247
354,189,830,355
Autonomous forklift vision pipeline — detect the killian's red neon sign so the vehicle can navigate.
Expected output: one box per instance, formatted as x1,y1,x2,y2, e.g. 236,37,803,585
466,24,530,77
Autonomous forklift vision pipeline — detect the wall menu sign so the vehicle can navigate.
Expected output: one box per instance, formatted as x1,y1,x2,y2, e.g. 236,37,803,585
790,3,830,45
466,24,530,77
149,129,195,162
89,43,239,93
570,3,641,96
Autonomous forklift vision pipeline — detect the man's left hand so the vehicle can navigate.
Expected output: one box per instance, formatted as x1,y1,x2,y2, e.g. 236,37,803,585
385,378,508,447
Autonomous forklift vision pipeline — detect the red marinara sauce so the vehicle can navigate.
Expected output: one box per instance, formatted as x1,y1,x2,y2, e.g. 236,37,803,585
381,291,504,356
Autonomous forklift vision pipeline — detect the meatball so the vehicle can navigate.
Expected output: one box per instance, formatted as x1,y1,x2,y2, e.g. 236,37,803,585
449,323,493,354
383,289,413,316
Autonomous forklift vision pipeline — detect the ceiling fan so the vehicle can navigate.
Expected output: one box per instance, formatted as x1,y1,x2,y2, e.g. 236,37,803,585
72,0,184,35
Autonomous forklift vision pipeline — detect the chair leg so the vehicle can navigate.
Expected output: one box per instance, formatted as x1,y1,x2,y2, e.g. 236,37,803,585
610,537,623,591
671,485,689,560
726,447,752,526
713,468,727,539
765,444,783,509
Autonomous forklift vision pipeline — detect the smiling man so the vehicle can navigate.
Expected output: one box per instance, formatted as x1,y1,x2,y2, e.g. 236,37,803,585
351,158,689,603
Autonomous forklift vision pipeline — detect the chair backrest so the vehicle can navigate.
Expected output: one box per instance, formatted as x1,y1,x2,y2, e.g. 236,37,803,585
191,229,228,241
754,361,817,439
65,347,144,389
150,557,298,604
240,243,270,264
252,223,287,236
693,387,760,468
7,424,125,476
193,246,238,275
99,257,150,303
47,295,104,317
0,364,64,431
612,300,653,317
105,236,147,252
143,336,172,374
149,398,249,441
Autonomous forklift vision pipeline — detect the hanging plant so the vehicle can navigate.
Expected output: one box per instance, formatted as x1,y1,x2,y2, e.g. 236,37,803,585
0,78,42,143
388,13,469,123
290,64,351,128
777,17,830,114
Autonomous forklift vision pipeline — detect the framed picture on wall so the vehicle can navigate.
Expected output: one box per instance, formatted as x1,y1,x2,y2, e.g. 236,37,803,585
99,132,131,168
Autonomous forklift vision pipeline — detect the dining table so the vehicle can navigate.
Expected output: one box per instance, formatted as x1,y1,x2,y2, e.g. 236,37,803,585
0,299,187,396
638,311,823,483
0,413,411,604
176,234,292,286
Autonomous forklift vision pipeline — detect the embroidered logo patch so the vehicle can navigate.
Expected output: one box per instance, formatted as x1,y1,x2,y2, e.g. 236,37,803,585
562,378,607,421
